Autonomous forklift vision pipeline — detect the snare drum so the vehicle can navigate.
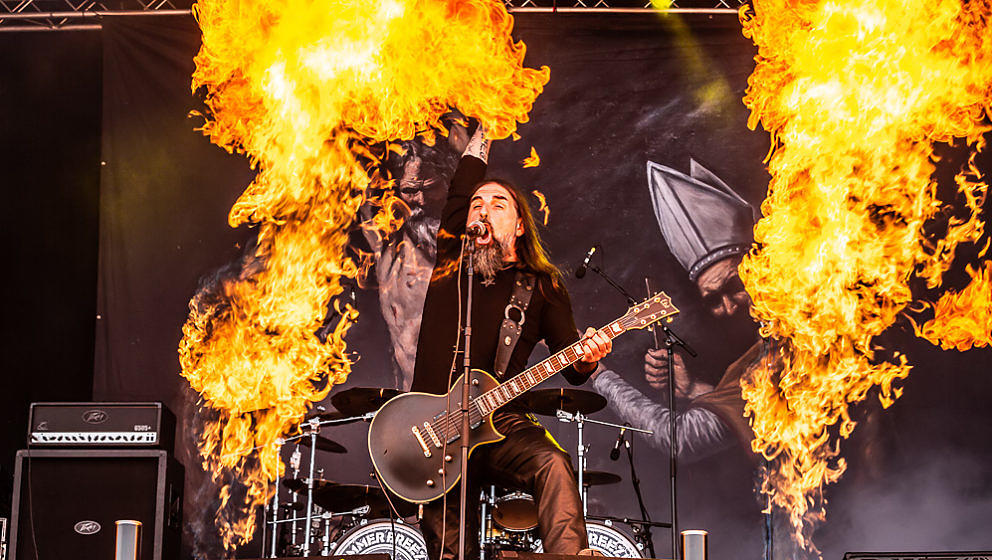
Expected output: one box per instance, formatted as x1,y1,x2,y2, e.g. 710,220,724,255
492,491,539,532
534,520,644,558
332,519,429,560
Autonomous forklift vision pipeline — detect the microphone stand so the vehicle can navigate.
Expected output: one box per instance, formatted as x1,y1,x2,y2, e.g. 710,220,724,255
585,262,697,560
645,278,696,560
624,434,656,559
458,235,474,560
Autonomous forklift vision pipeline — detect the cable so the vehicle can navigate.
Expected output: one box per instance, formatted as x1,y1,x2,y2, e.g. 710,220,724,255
25,447,40,560
372,470,401,560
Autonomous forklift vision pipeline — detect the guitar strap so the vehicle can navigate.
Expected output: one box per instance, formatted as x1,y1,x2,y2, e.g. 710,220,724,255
493,270,536,380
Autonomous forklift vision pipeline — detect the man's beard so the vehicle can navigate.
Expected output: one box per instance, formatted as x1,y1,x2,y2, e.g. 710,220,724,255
469,233,512,283
403,206,441,259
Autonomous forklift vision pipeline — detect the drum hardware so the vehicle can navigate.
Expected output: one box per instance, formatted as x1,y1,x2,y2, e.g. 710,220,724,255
296,435,347,454
478,393,654,560
555,408,652,514
263,411,377,558
269,505,371,525
331,387,402,416
521,388,607,417
481,487,539,560
588,514,672,553
281,480,417,519
580,471,621,487
332,518,429,560
492,491,538,532
533,520,645,558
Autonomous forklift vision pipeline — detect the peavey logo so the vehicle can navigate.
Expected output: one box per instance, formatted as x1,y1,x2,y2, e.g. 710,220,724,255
74,520,101,535
82,410,109,425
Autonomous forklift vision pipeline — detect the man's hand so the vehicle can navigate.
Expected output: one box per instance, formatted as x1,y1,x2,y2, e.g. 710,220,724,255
644,348,711,398
575,327,612,373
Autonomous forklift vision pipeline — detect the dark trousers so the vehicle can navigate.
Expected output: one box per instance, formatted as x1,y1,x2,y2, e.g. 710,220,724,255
420,412,588,560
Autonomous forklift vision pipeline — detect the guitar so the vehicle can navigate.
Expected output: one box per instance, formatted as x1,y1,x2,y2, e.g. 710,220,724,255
367,292,679,503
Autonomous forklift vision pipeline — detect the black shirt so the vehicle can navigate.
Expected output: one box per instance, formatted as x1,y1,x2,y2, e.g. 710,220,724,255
410,156,589,399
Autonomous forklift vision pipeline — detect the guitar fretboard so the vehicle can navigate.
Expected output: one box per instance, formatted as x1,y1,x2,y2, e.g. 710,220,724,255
473,320,628,416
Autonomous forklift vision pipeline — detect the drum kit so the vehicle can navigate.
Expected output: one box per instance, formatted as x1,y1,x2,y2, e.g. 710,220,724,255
263,386,659,559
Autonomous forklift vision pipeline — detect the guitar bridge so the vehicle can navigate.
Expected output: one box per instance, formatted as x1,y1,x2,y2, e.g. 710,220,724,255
411,426,431,457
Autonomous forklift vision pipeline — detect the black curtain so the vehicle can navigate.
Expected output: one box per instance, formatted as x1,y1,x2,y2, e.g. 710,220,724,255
93,12,992,560
0,31,102,517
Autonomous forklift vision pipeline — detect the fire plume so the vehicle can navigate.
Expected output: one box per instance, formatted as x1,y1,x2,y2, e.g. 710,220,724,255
739,0,992,553
180,0,548,549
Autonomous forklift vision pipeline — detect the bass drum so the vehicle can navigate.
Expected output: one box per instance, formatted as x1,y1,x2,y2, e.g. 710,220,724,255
534,521,644,558
332,519,429,560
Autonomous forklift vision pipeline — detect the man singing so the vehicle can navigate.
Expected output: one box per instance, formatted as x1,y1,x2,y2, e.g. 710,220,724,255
411,125,613,560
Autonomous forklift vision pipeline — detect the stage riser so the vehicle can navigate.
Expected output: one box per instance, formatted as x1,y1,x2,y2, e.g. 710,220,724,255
843,554,992,560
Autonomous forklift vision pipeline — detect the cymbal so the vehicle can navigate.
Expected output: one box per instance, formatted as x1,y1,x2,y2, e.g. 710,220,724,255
305,410,368,425
331,387,402,416
523,388,606,416
296,434,347,454
582,471,621,486
282,479,415,518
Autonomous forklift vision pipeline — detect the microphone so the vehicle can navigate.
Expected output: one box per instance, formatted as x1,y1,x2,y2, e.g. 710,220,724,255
466,220,488,238
575,245,598,278
610,424,629,461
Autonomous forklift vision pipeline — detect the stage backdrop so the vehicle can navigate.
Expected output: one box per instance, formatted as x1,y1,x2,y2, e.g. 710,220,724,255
94,12,992,560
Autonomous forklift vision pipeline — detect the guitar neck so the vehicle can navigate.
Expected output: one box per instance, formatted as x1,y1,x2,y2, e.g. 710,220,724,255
473,319,627,417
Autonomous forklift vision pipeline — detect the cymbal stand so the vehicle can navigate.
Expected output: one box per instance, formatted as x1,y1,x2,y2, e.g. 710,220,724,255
314,411,376,427
260,412,372,558
480,487,493,560
556,410,652,513
288,443,302,552
264,438,287,558
303,417,319,556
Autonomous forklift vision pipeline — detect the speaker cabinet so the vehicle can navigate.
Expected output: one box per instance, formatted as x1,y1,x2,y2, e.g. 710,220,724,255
10,449,183,560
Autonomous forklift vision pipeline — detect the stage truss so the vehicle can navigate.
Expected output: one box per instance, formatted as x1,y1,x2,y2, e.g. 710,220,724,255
1,0,744,32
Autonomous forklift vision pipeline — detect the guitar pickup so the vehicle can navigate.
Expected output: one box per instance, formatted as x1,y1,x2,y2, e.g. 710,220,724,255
423,422,442,448
411,426,431,457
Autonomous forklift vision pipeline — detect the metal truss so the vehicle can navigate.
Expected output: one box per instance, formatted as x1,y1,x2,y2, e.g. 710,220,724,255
504,0,744,10
0,0,191,32
1,0,741,32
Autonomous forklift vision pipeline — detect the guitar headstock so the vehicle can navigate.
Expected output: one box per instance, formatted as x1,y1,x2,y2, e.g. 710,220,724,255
620,292,679,331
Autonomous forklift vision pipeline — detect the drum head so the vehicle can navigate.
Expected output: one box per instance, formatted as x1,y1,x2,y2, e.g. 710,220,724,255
333,519,428,560
492,492,538,532
534,521,644,558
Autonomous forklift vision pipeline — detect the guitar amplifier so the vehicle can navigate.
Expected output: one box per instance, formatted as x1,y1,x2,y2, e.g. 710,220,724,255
28,402,175,451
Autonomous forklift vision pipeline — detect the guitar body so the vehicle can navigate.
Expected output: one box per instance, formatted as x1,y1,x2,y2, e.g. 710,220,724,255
367,291,679,504
368,369,503,503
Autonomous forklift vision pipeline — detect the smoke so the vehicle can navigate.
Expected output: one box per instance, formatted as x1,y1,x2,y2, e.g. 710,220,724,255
818,451,992,556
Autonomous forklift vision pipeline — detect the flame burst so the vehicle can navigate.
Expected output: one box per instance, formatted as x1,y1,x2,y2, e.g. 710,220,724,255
532,189,550,225
522,145,541,167
914,259,992,351
179,0,548,549
739,0,992,552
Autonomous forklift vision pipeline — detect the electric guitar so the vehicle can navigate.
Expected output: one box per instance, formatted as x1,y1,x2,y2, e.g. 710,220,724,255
367,292,679,504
